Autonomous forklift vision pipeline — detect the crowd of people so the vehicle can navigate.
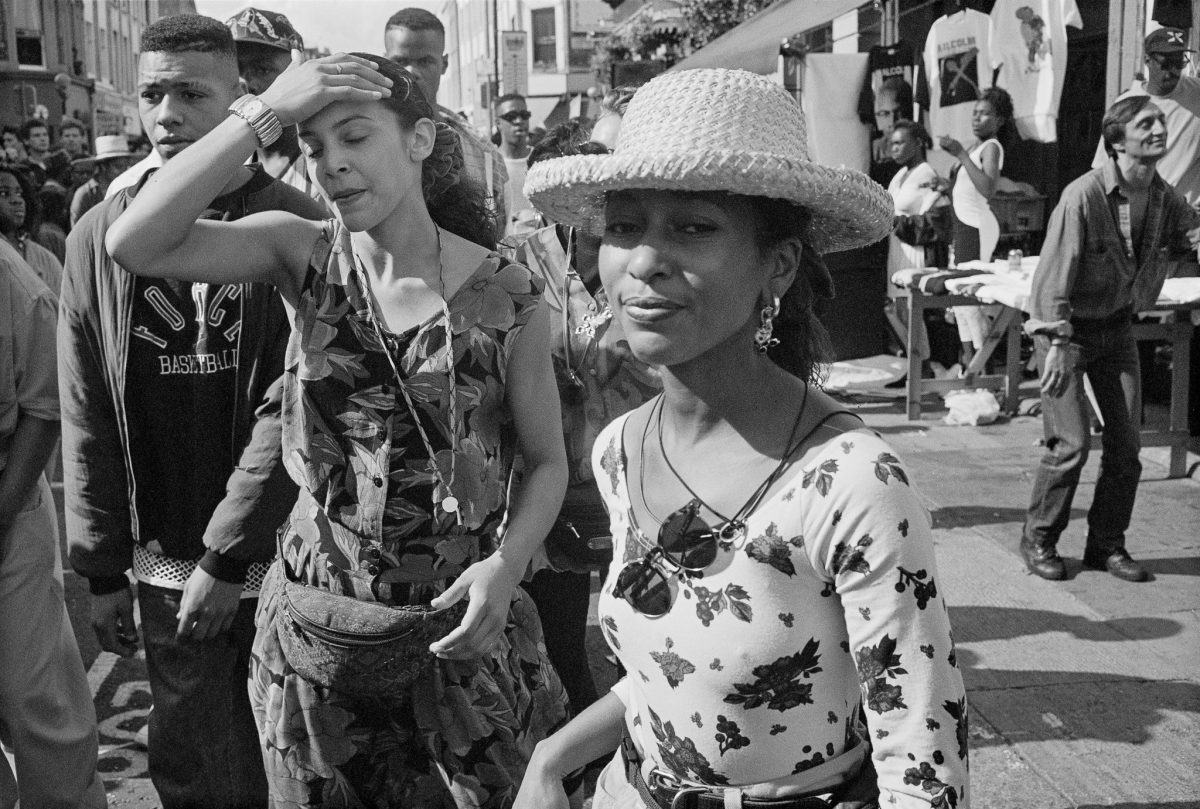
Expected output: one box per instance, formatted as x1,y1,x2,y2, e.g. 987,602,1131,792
1,4,1197,809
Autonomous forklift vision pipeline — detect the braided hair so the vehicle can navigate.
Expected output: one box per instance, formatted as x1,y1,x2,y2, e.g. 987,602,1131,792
350,53,497,249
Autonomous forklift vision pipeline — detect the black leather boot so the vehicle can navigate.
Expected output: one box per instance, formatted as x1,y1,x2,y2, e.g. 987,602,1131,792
1082,546,1149,582
1020,536,1067,580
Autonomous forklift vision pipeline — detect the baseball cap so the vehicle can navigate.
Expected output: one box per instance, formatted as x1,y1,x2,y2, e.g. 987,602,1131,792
1145,27,1193,55
225,8,304,52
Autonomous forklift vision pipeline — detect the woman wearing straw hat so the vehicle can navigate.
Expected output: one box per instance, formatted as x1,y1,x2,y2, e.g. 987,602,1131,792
518,68,969,809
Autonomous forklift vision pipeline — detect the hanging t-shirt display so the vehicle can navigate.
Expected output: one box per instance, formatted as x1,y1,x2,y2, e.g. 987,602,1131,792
920,10,995,148
857,41,919,126
990,0,1083,142
1153,0,1193,30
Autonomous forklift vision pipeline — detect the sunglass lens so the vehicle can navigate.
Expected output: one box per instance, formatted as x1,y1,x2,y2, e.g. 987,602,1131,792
616,560,673,617
660,500,718,570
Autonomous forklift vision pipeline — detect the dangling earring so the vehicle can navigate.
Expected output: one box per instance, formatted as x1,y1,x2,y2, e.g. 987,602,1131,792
754,297,781,354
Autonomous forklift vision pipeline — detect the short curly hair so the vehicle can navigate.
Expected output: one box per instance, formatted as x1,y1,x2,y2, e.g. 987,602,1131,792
141,14,235,56
386,8,444,36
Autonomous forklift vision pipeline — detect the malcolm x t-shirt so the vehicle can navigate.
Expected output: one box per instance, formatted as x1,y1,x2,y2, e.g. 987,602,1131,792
919,9,995,147
125,276,240,560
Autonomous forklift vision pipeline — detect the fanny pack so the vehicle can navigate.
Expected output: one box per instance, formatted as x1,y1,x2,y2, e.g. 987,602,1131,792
272,558,467,697
544,484,614,573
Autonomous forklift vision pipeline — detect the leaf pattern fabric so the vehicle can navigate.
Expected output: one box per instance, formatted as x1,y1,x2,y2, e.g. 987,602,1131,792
594,415,970,807
250,221,570,808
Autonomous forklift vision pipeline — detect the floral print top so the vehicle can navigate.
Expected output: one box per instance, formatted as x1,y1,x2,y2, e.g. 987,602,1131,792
593,414,970,808
279,220,543,605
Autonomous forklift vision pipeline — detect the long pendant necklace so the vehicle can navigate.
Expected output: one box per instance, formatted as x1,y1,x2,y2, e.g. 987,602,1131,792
640,382,810,541
357,225,462,524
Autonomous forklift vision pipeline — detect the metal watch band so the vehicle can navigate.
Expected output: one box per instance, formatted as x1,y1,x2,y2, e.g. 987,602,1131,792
228,94,284,148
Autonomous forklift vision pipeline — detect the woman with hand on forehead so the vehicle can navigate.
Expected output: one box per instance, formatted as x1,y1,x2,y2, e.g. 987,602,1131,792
107,52,571,807
517,69,969,809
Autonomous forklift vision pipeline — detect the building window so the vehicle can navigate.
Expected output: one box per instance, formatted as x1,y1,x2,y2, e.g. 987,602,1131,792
14,0,44,66
16,30,44,65
531,7,556,70
569,31,591,70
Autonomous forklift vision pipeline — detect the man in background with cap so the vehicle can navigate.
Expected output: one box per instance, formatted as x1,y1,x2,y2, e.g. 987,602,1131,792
385,7,508,236
70,135,135,226
225,7,316,197
1093,27,1200,205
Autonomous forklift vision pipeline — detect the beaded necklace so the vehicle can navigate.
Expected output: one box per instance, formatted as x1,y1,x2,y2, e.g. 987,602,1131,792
355,226,462,524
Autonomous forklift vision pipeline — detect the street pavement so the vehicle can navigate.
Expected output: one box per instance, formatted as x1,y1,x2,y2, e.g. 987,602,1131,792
43,386,1200,808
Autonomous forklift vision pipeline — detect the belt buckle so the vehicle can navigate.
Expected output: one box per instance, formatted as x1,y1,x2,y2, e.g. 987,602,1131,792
649,770,712,809
670,786,709,809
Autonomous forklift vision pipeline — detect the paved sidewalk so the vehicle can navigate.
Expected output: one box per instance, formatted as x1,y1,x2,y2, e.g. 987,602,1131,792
848,396,1200,808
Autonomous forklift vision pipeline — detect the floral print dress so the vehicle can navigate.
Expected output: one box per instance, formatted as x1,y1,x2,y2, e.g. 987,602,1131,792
249,221,571,809
593,414,969,808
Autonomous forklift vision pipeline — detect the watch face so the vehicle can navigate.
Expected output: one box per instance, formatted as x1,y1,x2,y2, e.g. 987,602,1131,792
243,98,265,117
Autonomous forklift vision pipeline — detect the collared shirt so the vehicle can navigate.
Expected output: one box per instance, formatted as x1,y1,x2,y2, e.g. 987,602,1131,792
1027,159,1200,337
105,151,165,200
438,106,508,231
515,225,659,485
0,254,58,474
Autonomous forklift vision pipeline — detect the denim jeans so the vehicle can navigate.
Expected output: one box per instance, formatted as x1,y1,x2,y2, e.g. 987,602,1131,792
1023,315,1142,553
138,582,266,809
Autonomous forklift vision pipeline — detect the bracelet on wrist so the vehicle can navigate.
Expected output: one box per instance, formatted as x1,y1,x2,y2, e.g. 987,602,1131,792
228,94,283,148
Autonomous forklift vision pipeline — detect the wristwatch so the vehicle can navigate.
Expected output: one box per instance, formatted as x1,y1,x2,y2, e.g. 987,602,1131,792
228,94,283,148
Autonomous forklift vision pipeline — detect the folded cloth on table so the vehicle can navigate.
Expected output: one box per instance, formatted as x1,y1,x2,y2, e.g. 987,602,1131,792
822,354,908,392
957,257,1039,275
1158,277,1200,304
919,269,988,295
943,273,1008,294
890,267,938,288
973,282,1031,311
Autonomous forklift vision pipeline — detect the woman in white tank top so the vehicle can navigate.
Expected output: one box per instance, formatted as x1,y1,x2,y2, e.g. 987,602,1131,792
936,88,1013,360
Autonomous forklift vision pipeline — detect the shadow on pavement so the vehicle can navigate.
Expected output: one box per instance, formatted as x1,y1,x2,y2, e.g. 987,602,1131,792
931,504,1085,529
1138,556,1200,577
964,673,1200,748
949,606,1182,643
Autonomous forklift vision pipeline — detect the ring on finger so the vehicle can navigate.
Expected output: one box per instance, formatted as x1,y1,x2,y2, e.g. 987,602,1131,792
334,63,342,75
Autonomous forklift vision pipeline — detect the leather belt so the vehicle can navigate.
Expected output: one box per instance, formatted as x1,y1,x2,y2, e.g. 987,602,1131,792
621,735,837,809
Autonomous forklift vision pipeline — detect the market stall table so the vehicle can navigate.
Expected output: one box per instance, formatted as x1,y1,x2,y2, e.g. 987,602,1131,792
890,263,1198,478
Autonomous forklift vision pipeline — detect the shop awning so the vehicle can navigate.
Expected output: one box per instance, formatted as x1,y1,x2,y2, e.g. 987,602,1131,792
671,0,864,74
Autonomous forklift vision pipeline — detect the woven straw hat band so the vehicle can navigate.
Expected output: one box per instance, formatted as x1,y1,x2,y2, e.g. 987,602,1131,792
616,70,810,163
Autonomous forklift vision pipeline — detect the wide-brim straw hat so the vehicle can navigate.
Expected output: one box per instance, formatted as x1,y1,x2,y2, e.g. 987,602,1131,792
73,134,134,167
524,68,893,255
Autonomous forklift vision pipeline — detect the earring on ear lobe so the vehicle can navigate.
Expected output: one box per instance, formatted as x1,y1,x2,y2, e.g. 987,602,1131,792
754,295,781,354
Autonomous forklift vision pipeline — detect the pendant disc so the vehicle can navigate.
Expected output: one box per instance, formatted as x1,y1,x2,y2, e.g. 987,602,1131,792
442,496,459,513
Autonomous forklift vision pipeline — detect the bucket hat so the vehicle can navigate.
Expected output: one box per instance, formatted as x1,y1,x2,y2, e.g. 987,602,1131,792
225,7,304,52
524,68,893,255
72,134,134,167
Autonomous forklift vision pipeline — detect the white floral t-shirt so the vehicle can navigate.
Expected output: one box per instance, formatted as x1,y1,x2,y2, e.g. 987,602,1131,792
593,415,970,808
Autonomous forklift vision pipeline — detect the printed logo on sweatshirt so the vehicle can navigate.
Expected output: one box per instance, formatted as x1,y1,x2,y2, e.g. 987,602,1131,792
132,281,243,375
